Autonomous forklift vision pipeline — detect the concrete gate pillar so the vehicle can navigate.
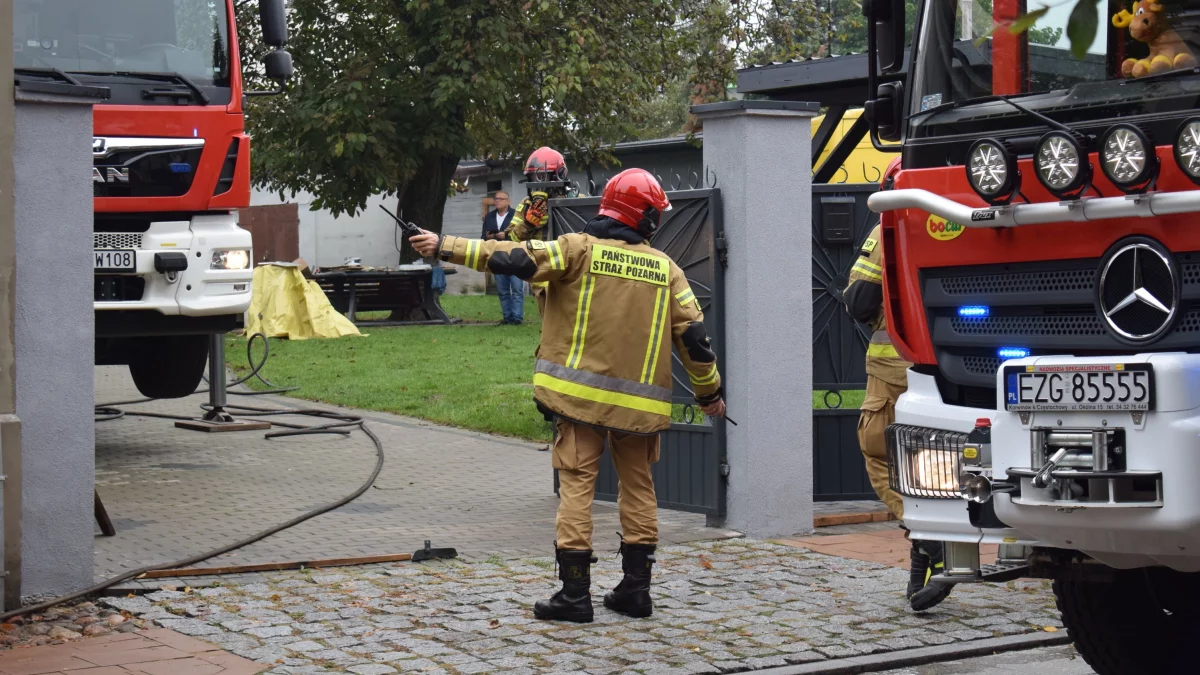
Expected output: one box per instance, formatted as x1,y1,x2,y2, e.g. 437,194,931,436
11,81,106,601
692,101,819,539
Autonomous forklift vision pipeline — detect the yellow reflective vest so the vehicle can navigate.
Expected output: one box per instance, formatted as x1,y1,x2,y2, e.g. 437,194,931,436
438,232,722,434
845,224,910,387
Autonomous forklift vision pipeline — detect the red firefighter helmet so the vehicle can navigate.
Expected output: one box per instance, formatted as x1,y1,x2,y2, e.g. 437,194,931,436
599,168,672,237
524,147,568,181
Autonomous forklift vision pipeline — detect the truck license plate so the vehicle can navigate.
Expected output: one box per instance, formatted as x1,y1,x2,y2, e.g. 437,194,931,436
94,249,135,272
1004,364,1154,412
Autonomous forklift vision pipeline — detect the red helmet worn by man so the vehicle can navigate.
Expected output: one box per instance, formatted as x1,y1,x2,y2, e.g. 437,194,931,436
525,147,568,182
598,168,672,239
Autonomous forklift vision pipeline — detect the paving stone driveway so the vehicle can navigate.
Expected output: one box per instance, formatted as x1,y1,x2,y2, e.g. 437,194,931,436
94,367,727,586
104,540,1062,675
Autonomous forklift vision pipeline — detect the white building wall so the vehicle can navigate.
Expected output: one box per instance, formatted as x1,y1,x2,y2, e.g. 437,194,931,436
250,169,519,295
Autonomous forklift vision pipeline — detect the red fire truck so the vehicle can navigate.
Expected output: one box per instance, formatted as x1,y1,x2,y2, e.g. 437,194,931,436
14,0,292,398
863,0,1200,671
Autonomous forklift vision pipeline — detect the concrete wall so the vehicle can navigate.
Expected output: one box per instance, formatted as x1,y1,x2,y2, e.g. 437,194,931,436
694,101,818,539
14,92,96,597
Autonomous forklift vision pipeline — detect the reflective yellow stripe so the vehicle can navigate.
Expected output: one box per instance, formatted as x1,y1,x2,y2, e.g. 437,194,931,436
466,240,480,270
547,242,565,270
852,262,882,281
689,363,719,386
856,259,882,273
567,276,595,368
675,288,696,307
868,343,900,358
640,287,668,383
533,372,672,416
532,281,549,289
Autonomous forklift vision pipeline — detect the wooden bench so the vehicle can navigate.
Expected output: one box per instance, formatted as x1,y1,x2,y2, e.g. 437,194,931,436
315,267,460,326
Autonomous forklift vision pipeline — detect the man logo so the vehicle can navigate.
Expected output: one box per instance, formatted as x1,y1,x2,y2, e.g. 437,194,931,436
92,167,129,183
925,214,965,241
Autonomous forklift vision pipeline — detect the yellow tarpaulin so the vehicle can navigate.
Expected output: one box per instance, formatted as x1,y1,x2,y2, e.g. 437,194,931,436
245,264,363,340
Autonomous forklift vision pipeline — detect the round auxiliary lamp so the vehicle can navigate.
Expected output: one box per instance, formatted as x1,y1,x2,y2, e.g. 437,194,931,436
1173,117,1200,185
1032,130,1091,200
1099,124,1157,194
965,138,1020,205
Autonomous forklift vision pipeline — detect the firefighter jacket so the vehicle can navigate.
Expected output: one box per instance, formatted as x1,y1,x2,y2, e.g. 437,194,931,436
843,224,910,387
437,216,722,434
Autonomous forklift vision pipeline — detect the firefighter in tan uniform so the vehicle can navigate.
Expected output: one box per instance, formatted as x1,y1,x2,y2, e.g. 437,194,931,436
411,168,725,624
844,223,951,612
502,147,572,316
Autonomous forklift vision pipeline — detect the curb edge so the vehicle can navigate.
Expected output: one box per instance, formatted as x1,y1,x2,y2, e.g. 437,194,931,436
745,631,1074,675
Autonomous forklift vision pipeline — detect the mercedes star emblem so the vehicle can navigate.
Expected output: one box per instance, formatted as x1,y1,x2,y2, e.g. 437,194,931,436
1097,239,1179,344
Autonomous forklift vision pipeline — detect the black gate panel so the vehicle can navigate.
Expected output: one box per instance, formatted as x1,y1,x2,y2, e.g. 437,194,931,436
812,184,879,391
548,189,727,516
814,408,877,501
812,183,882,500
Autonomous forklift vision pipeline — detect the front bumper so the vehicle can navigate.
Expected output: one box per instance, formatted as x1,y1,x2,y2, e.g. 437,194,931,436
94,213,252,322
892,354,1200,573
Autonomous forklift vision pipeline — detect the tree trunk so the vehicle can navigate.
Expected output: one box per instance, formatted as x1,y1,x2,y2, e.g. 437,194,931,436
395,151,461,264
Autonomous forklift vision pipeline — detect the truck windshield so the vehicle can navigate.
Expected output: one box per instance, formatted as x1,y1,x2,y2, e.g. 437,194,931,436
913,0,1200,115
13,0,230,87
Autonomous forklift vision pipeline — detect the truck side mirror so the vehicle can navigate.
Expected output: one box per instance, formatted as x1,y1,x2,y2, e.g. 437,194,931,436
865,81,904,143
260,0,289,49
264,50,293,81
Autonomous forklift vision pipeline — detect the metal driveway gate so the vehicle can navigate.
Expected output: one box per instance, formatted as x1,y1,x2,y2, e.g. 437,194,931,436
812,183,881,500
548,189,727,516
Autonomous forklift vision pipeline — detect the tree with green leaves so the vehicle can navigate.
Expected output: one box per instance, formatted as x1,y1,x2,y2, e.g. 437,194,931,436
235,0,686,250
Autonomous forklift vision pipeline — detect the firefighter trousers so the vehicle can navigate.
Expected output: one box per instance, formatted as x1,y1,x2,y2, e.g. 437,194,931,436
857,376,906,520
552,419,659,551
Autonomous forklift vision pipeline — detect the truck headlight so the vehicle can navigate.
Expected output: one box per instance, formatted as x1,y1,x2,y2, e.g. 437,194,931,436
886,425,966,499
212,249,251,270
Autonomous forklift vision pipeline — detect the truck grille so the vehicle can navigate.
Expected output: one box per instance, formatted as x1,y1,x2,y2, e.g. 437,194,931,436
94,232,143,249
923,254,1200,396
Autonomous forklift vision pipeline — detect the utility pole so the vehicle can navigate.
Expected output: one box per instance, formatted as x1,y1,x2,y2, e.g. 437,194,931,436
0,0,24,611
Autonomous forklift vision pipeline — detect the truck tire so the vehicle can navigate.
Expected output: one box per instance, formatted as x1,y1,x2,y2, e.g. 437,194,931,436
1055,568,1200,675
127,335,210,399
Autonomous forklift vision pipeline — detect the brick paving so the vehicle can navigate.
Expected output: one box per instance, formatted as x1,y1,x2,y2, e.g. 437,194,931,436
100,539,1062,675
94,366,735,587
780,528,999,570
0,629,266,674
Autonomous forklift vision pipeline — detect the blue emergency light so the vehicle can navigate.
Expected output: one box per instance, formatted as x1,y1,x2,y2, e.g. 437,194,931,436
169,162,192,174
958,306,989,318
998,347,1029,359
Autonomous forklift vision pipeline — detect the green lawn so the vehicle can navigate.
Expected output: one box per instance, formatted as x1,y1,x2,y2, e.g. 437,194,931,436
228,294,868,441
228,294,555,440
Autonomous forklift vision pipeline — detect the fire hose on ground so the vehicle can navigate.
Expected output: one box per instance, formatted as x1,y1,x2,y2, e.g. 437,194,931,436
0,333,394,622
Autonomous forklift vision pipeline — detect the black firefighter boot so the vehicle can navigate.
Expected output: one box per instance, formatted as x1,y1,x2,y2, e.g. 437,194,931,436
533,549,595,623
910,541,954,611
604,542,656,618
906,539,930,600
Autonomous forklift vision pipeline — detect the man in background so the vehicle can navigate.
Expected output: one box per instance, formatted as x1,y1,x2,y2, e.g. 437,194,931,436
483,191,523,324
